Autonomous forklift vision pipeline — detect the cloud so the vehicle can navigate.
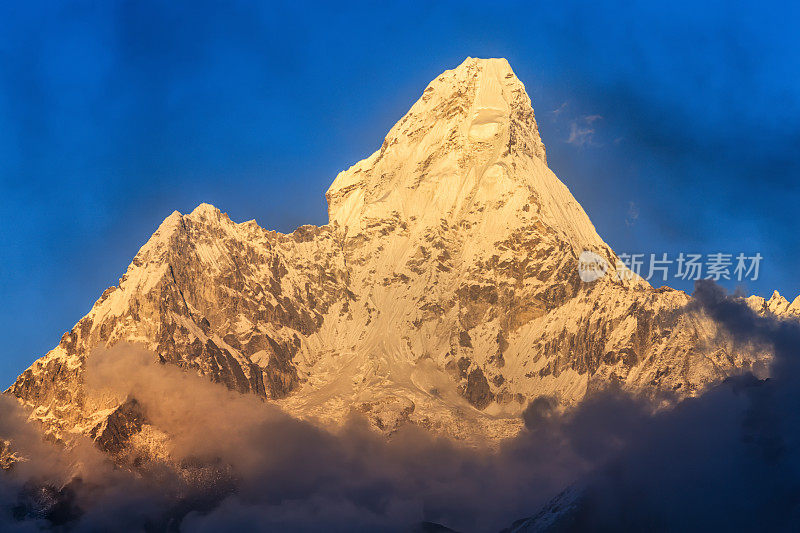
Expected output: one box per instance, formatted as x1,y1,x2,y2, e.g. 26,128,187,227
2,285,800,531
1,345,592,531
551,101,569,118
531,281,800,531
625,201,640,227
566,121,595,147
566,115,603,147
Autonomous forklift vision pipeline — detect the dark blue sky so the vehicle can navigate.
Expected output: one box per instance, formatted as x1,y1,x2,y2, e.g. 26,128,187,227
1,0,798,383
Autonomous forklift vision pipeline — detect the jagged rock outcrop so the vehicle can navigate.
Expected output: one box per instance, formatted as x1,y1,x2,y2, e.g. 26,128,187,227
0,440,20,471
4,57,790,446
89,398,146,455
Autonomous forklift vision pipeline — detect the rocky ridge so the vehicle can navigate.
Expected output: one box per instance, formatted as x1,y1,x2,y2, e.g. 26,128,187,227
5,58,794,451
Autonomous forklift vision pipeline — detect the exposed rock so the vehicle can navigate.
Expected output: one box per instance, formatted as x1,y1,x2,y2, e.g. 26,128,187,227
3,57,788,451
356,396,416,434
0,440,20,471
90,398,145,454
463,367,493,409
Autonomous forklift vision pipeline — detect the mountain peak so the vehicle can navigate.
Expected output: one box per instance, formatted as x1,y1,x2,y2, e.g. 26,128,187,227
325,59,611,257
416,56,537,149
189,202,222,220
453,56,516,81
8,59,785,460
434,57,521,93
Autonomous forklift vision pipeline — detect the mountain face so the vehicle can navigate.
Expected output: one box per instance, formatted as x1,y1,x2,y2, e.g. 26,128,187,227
5,58,788,449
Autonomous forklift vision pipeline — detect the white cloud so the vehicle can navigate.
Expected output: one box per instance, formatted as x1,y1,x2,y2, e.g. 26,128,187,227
625,201,640,227
552,101,569,117
566,115,604,146
567,121,596,147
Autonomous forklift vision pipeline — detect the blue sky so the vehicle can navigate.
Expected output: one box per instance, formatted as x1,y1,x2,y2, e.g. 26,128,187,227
1,0,798,383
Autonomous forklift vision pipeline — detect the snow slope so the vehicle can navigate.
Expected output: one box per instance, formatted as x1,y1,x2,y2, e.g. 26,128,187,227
5,58,788,449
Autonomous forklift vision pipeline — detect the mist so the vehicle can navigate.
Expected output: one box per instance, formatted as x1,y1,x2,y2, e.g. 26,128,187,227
1,281,800,532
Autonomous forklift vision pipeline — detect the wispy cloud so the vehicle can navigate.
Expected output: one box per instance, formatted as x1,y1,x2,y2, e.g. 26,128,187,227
566,115,603,147
552,101,569,118
567,121,596,147
625,201,640,227
5,286,798,531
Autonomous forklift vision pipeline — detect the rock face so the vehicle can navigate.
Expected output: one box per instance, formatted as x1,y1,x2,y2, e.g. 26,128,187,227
3,57,788,446
1,440,20,471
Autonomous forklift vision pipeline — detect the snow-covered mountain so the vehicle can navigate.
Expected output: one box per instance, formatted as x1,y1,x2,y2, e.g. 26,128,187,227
6,58,793,451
